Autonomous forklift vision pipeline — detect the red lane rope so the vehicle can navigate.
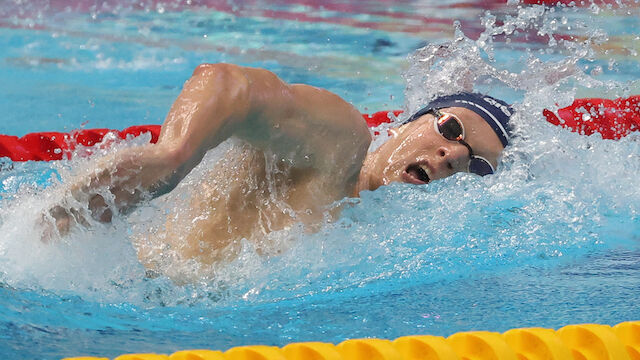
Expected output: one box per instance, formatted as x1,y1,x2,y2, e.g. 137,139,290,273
521,0,636,6
0,125,161,162
1,96,639,162
543,96,640,139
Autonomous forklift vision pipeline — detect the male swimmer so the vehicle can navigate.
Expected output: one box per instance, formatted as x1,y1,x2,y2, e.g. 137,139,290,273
48,63,513,268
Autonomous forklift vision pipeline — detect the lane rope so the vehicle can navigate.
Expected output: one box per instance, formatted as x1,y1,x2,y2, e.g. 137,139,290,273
1,96,639,162
62,321,640,360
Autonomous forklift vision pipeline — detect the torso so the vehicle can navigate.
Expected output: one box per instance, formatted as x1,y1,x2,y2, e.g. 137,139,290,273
134,75,372,279
135,138,362,278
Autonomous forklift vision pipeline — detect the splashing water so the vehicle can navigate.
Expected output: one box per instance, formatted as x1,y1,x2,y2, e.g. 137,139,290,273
0,0,639,333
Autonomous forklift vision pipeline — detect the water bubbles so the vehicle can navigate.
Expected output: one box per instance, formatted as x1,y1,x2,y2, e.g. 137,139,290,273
396,0,640,294
590,65,603,76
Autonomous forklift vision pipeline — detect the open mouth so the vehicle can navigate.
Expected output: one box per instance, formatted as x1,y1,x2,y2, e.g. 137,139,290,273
404,163,431,185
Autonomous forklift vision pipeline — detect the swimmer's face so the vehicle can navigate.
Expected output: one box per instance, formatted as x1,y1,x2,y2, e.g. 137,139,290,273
363,107,504,190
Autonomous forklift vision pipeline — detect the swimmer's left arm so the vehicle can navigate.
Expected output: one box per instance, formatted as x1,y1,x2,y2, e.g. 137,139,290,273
46,63,369,236
60,63,259,214
43,63,249,235
157,63,371,193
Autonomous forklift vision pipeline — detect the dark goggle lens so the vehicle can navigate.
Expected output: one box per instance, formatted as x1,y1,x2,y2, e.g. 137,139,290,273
469,158,494,176
437,116,464,141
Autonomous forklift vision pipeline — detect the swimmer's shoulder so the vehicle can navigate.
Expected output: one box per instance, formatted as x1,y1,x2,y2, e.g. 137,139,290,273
289,83,372,144
190,63,371,158
192,63,369,138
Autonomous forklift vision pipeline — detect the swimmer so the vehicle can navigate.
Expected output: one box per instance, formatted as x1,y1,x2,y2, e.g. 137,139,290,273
47,63,512,268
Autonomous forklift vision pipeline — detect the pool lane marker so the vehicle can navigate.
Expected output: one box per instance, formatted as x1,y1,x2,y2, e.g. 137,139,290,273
61,321,640,360
2,96,640,162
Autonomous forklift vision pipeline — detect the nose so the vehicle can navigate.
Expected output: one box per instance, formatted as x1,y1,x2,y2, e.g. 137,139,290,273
436,144,469,174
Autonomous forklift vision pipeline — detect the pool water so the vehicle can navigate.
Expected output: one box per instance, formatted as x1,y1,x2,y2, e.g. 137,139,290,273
1,0,640,359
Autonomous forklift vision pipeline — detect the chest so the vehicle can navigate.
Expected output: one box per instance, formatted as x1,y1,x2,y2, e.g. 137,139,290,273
147,143,334,267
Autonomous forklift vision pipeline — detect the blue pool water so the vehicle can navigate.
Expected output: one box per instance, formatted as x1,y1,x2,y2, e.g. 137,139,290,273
1,0,640,359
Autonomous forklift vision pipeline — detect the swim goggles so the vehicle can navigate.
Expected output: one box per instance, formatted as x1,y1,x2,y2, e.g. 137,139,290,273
431,109,495,176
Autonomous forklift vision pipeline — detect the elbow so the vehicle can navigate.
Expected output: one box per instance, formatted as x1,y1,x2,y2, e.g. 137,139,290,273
194,62,252,115
192,63,214,76
191,63,246,86
192,62,236,76
194,63,287,111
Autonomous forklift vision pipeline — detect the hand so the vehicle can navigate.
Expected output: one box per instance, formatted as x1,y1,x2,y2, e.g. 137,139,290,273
39,205,90,243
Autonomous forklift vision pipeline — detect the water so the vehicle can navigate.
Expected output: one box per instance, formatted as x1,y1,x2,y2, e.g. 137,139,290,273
1,0,640,359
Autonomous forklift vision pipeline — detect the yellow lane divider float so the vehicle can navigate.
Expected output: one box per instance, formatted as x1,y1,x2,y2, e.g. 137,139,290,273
63,321,640,360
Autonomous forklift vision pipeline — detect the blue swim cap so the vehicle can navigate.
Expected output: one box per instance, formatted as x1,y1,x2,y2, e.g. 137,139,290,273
405,92,514,148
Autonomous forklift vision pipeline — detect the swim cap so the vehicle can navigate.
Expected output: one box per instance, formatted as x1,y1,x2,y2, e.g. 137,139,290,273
405,92,514,147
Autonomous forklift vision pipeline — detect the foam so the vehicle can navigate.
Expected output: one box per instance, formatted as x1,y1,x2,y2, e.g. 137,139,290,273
0,1,639,310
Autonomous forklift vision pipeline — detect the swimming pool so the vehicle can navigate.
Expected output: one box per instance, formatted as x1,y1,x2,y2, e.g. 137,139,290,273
1,0,639,358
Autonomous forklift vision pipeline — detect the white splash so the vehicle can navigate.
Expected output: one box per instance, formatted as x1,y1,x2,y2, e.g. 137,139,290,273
1,0,639,308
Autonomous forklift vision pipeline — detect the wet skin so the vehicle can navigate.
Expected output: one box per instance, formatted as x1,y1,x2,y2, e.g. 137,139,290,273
136,106,505,272
356,107,504,192
49,64,505,272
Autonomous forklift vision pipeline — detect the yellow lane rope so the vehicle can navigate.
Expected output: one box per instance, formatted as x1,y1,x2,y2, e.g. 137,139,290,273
63,321,640,360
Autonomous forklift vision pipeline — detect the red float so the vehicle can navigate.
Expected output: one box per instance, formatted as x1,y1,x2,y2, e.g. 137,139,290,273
1,97,638,162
